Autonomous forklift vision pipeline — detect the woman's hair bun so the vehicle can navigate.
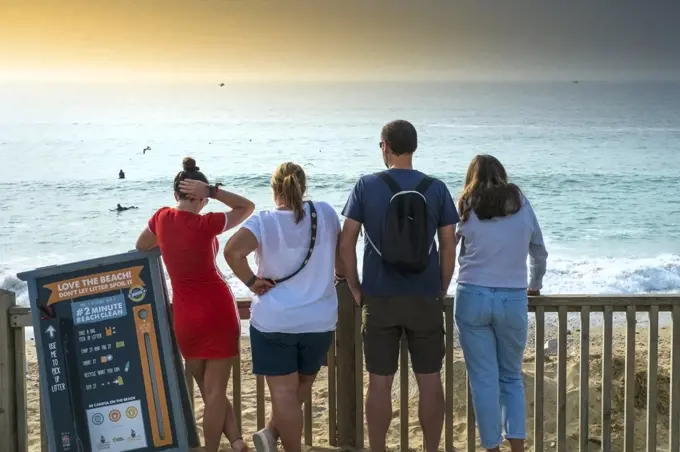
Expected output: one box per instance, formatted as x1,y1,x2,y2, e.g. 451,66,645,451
182,157,199,172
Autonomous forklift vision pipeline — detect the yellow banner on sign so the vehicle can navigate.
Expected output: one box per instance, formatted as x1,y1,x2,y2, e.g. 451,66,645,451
43,266,145,305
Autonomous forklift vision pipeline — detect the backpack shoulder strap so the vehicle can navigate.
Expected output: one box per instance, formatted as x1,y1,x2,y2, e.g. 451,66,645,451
377,172,402,195
414,176,435,196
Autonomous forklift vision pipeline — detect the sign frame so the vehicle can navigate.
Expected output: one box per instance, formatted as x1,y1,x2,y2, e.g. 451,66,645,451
19,250,196,452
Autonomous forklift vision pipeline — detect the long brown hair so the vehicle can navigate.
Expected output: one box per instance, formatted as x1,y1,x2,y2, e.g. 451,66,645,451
458,154,522,222
173,157,209,200
271,162,307,223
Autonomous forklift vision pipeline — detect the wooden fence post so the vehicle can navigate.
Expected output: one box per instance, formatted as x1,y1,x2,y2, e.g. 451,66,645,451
13,314,27,452
0,289,19,452
335,282,359,448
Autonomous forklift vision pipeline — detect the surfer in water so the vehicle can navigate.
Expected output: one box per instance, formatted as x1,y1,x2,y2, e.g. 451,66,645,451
119,169,125,179
113,204,138,212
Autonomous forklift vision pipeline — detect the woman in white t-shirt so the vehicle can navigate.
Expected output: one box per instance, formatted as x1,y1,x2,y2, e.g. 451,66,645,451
224,162,342,452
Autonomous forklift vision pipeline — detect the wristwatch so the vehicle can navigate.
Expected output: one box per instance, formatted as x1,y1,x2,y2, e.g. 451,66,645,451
245,275,257,288
208,183,223,199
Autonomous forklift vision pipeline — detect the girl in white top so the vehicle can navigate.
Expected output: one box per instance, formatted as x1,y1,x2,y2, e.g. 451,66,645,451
224,162,342,452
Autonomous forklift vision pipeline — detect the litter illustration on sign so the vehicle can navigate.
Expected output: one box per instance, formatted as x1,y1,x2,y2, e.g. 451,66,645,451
72,295,127,325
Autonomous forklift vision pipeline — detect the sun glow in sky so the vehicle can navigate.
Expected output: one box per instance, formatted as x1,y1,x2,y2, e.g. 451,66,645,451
1,0,679,82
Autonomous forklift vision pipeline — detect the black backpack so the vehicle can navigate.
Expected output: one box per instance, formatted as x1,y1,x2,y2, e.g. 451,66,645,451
364,172,435,273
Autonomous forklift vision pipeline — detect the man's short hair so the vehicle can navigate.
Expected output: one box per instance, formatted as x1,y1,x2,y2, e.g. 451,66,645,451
381,120,418,156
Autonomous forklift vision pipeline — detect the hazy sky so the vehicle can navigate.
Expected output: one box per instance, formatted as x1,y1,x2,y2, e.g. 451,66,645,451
1,0,679,81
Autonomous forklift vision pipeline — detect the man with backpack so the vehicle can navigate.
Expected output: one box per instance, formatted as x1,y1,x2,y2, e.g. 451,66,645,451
339,120,458,452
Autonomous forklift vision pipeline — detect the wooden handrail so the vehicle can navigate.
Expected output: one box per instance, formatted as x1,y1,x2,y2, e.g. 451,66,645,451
9,294,680,329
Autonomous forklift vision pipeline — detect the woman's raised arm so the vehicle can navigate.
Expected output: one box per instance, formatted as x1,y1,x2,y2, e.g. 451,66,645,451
179,179,255,229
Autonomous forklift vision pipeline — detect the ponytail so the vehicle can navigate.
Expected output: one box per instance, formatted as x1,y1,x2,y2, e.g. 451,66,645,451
271,162,307,224
282,174,305,223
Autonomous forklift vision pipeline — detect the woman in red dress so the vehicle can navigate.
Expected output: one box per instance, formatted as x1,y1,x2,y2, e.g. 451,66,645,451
136,157,254,452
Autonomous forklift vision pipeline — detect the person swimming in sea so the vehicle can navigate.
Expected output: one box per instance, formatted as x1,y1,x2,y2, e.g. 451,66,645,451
119,169,125,179
113,204,138,212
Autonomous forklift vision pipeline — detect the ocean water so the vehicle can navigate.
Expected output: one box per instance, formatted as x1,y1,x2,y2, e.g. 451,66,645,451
2,81,680,316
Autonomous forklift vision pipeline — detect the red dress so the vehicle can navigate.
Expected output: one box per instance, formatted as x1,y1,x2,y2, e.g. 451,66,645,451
148,207,240,359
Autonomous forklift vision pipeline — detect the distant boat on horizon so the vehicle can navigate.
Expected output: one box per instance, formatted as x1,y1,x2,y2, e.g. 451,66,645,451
572,80,579,84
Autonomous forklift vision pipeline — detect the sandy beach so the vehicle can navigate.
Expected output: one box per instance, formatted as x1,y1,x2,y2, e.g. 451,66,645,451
23,325,675,452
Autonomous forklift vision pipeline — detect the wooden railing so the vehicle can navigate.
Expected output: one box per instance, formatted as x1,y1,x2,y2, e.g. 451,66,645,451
1,287,679,451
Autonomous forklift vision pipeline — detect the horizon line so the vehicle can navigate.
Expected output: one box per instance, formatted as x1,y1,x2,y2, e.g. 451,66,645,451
2,77,680,85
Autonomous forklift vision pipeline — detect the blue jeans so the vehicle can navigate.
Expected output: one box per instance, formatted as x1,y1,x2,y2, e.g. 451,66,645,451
455,284,528,450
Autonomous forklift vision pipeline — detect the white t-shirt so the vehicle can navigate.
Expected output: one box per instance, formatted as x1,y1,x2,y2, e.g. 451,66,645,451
244,201,340,334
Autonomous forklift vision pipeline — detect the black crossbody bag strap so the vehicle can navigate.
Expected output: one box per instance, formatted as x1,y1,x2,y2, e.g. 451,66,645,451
271,201,317,284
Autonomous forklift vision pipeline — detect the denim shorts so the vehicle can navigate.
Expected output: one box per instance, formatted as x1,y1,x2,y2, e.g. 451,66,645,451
250,325,333,376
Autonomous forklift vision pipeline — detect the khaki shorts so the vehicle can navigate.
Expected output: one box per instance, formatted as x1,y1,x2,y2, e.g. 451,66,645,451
362,295,444,376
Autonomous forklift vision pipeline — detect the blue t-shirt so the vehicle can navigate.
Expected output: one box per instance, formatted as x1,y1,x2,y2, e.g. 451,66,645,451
342,169,459,297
